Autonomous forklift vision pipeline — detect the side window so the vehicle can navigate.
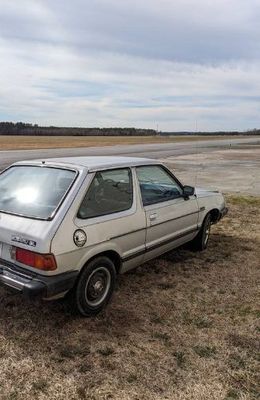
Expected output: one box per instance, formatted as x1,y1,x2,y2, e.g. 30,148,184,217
78,168,133,219
136,165,183,206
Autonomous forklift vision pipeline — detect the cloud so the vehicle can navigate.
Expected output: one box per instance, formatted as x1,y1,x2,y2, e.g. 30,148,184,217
0,0,259,130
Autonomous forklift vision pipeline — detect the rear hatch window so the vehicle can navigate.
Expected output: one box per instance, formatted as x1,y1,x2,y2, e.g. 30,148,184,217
0,165,76,220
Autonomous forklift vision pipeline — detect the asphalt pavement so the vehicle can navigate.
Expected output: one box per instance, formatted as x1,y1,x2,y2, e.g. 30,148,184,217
0,137,259,171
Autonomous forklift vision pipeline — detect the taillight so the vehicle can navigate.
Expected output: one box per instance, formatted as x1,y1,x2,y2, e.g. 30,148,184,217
13,247,57,271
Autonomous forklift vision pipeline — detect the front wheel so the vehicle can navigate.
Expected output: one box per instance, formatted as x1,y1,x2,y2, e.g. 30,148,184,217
73,256,116,317
190,213,211,251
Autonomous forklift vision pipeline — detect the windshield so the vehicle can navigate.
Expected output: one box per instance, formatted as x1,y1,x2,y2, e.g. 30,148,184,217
0,165,76,219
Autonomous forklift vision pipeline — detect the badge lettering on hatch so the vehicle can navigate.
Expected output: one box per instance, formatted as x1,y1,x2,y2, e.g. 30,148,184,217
11,235,37,247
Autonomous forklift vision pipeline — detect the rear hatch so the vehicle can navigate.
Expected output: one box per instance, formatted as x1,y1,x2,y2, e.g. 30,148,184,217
0,164,78,271
0,212,52,266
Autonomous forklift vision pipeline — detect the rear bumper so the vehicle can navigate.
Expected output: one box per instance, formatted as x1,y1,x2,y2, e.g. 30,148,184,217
0,259,78,299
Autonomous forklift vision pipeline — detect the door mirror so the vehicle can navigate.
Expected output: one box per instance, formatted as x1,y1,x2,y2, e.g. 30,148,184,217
183,185,195,198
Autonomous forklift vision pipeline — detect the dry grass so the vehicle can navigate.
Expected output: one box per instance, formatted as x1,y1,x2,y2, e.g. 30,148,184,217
0,135,253,150
0,195,259,400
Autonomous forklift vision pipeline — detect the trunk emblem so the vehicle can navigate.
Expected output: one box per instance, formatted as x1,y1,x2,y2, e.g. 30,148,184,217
11,235,36,247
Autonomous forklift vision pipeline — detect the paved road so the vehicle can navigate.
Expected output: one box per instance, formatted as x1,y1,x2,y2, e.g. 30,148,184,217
0,137,259,170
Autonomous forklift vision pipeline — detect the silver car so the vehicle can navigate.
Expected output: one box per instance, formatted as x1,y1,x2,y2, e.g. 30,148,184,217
0,156,227,316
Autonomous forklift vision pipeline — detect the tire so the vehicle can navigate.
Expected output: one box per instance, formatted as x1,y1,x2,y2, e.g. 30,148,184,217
73,256,116,317
190,213,211,251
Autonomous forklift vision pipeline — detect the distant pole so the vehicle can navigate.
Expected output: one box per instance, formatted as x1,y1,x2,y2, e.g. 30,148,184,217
195,119,198,133
156,124,159,135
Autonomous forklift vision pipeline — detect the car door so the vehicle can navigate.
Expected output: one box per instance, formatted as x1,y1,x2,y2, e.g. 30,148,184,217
135,165,199,262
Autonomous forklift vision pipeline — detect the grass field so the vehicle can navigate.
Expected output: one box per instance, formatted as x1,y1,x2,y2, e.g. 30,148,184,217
0,135,254,150
0,195,259,400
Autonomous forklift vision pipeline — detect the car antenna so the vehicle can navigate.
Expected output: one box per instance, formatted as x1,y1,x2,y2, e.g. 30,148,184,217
194,120,199,186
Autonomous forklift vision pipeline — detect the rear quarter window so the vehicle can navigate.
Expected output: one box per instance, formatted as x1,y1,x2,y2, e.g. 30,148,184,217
78,168,133,219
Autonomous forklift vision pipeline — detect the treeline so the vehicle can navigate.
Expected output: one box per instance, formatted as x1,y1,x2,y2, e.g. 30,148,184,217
160,129,260,136
162,129,260,136
1,122,259,136
0,122,156,136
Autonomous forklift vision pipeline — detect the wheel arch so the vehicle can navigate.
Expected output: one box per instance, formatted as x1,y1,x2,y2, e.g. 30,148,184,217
209,208,220,223
80,250,122,275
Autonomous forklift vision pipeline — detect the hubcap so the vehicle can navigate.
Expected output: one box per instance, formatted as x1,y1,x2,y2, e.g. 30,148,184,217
85,267,111,307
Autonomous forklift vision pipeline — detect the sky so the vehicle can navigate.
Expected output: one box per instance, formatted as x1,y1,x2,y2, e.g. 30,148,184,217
0,0,260,131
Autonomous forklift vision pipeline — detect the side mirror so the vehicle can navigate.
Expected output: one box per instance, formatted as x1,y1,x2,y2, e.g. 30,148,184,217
183,185,195,198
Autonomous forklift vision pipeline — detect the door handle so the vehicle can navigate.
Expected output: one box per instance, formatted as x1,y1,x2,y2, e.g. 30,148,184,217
149,213,157,221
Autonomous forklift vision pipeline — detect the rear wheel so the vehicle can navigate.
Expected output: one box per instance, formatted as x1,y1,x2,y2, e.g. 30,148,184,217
73,256,116,317
190,213,211,251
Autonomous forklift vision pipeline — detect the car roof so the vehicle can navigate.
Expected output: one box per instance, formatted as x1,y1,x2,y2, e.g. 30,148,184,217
15,156,160,172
